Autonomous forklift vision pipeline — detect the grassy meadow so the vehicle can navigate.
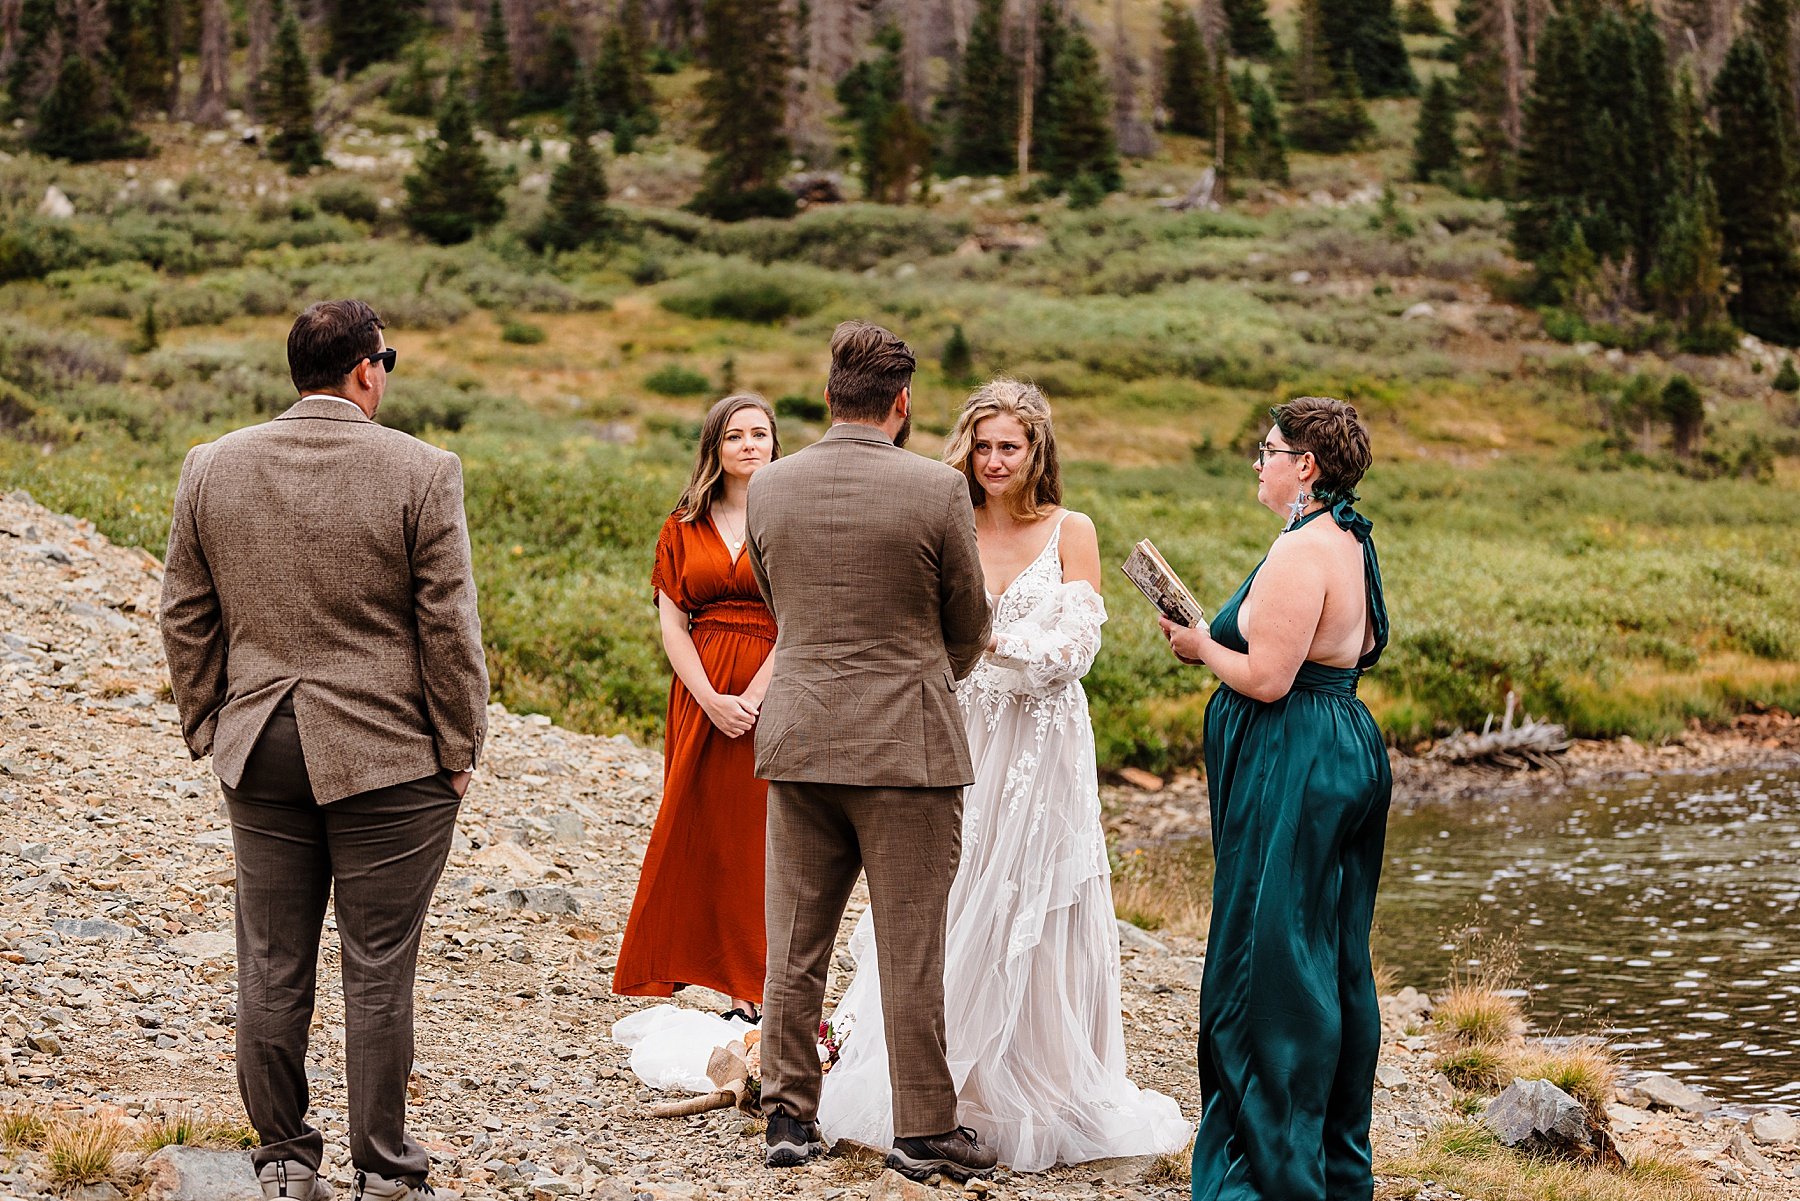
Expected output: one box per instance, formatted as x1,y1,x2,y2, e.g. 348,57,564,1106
6,65,1800,772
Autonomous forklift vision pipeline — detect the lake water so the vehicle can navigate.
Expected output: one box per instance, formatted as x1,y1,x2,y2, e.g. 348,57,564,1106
1372,766,1800,1109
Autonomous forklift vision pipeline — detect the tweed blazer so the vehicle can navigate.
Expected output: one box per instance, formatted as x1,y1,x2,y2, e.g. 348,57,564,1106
745,422,991,788
158,395,489,804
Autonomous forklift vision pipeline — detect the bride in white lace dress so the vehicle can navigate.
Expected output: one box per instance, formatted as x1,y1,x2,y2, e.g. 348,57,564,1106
818,380,1192,1172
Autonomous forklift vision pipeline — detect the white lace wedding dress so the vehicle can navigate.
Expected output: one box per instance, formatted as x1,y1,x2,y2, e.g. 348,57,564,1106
817,515,1193,1172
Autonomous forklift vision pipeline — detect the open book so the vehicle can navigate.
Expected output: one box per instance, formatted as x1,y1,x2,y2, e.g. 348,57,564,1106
1119,540,1205,628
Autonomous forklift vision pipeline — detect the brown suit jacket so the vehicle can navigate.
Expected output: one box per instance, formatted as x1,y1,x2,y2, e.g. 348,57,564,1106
746,422,991,788
158,395,489,804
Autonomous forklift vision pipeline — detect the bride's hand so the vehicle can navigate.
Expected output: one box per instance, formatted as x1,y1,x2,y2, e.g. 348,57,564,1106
1158,616,1208,665
700,692,758,738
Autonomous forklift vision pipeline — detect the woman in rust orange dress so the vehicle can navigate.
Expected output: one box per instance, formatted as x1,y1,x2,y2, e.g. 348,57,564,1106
614,394,781,1021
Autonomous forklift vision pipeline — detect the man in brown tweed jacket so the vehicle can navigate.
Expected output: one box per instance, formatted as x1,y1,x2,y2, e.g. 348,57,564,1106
745,320,997,1183
159,300,487,1201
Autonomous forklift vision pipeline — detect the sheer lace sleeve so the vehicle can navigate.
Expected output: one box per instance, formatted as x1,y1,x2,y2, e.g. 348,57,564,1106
986,581,1107,693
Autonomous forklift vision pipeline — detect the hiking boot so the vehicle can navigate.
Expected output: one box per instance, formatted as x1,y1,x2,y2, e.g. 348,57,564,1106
258,1160,333,1200
351,1170,458,1200
764,1112,826,1168
887,1127,998,1183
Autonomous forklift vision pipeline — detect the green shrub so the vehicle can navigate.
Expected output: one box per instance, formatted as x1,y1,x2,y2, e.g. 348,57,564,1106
659,261,834,324
500,319,547,344
1775,358,1800,392
774,393,826,422
313,180,383,224
643,364,711,396
698,204,970,271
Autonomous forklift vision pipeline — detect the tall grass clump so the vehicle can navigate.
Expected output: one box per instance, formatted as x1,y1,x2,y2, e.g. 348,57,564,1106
0,1105,49,1149
1111,847,1210,938
1381,1120,1714,1201
1509,1043,1622,1127
1432,937,1527,1090
45,1118,123,1188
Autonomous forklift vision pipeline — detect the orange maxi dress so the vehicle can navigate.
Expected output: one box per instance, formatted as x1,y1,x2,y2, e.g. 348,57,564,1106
613,512,774,1003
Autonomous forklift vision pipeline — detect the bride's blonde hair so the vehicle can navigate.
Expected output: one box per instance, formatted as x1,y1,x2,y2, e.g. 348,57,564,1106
943,378,1063,521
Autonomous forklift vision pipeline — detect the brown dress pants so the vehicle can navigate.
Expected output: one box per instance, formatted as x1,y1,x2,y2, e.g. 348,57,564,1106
760,781,963,1139
222,695,460,1181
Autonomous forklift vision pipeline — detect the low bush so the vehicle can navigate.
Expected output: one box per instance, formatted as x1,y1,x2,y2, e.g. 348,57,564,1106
500,319,547,344
313,180,383,224
643,364,711,396
659,261,835,325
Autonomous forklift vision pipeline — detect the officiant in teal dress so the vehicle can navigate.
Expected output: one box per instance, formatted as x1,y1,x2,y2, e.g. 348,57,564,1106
1160,396,1392,1201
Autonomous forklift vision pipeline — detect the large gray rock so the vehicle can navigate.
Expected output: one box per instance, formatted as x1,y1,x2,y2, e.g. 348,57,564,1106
141,1146,260,1200
1115,919,1170,955
1749,1109,1800,1146
1483,1079,1624,1168
502,886,579,916
1620,1072,1718,1113
867,1169,939,1201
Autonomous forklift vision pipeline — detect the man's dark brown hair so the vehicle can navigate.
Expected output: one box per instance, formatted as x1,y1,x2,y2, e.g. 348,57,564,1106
827,320,916,422
287,300,386,393
1271,396,1373,502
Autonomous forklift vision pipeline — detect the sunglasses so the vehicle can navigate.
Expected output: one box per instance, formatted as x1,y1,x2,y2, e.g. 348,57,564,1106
1256,440,1307,467
353,348,398,375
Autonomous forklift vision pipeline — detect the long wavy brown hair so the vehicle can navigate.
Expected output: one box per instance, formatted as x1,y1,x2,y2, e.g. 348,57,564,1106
942,377,1063,521
675,394,782,521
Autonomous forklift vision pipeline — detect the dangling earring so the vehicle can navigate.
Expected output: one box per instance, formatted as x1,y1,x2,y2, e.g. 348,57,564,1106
1284,488,1313,532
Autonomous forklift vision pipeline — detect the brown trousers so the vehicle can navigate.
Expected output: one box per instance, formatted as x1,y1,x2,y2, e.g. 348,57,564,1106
760,781,963,1139
223,695,460,1181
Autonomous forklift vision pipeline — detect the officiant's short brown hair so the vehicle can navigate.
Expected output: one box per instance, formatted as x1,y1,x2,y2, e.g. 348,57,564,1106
1271,396,1372,501
944,378,1063,520
288,299,385,392
827,320,916,422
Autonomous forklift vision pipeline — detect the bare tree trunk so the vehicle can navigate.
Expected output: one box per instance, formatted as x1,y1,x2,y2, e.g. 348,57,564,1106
1110,0,1154,157
165,0,183,113
74,0,109,60
247,0,271,114
1499,0,1522,153
903,0,927,113
1016,0,1033,186
194,0,229,124
947,0,968,54
0,0,22,80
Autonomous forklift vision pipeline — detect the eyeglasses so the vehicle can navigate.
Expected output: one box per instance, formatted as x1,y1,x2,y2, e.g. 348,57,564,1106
353,348,398,375
1256,441,1307,467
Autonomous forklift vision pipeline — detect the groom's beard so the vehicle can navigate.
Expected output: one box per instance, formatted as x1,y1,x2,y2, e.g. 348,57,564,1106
893,415,911,448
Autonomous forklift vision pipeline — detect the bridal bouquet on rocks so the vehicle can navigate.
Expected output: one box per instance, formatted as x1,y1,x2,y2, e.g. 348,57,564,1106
612,1006,844,1117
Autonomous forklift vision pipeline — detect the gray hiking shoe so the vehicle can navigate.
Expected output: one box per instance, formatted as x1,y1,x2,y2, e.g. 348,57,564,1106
258,1160,333,1200
764,1112,826,1168
887,1126,998,1183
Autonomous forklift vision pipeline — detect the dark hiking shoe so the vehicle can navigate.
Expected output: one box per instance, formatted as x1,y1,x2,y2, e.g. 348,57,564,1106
258,1161,333,1200
764,1112,826,1168
887,1127,998,1183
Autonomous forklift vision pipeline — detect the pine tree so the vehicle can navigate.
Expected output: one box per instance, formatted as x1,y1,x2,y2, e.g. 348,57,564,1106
1160,1,1212,138
476,0,514,136
390,43,438,117
1454,0,1522,196
524,22,581,113
942,324,975,383
1285,0,1373,152
134,299,159,353
1510,10,1590,267
29,52,152,161
264,3,325,174
689,0,794,220
948,0,1018,175
848,26,930,204
1030,1,1069,158
1647,66,1728,344
109,0,174,111
537,71,611,251
1711,35,1800,344
1660,375,1704,458
1038,16,1121,196
327,0,419,74
404,74,507,244
1212,45,1243,185
1243,75,1288,183
1749,0,1799,196
594,3,658,150
1223,0,1278,57
1413,74,1460,182
6,0,58,116
1319,0,1416,97
1401,0,1445,35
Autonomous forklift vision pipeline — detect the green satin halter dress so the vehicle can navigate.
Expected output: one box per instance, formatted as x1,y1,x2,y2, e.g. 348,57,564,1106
1191,501,1392,1201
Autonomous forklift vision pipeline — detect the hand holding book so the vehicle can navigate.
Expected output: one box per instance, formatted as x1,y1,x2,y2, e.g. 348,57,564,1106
1119,540,1205,628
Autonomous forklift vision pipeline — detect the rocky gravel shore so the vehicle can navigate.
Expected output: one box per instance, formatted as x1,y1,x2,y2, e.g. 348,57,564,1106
2,489,1796,1201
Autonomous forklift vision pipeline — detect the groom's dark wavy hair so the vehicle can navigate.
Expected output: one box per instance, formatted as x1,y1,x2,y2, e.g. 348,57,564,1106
288,300,385,393
827,320,915,422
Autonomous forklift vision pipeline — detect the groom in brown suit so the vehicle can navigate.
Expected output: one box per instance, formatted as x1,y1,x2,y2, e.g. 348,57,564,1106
745,321,996,1182
159,300,487,1201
